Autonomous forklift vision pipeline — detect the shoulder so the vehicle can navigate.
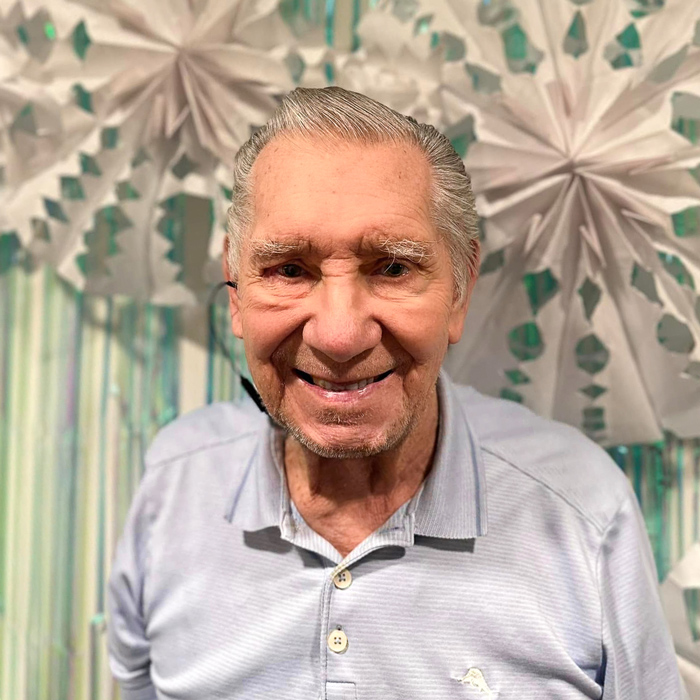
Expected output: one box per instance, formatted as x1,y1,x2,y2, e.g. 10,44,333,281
451,381,632,534
145,399,267,469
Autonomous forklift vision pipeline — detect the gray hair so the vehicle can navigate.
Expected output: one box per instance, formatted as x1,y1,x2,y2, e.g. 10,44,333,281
226,86,479,301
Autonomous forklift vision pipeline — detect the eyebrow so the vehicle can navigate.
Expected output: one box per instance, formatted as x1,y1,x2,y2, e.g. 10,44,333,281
247,236,436,266
372,238,435,264
248,240,311,267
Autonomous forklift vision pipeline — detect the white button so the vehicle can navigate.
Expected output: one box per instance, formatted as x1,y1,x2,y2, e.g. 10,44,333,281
327,628,348,654
333,569,352,590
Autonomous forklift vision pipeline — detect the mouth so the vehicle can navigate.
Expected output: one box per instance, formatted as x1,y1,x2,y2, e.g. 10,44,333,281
293,368,394,392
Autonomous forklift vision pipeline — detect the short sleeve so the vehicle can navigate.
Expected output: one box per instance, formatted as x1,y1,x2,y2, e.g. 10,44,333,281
598,490,688,698
107,467,158,700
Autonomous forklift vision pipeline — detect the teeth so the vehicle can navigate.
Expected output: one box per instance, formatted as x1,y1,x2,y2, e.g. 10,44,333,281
314,376,375,392
300,370,393,391
316,379,339,391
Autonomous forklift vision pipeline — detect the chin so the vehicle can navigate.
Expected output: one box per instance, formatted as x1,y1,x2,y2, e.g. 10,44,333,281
277,410,416,459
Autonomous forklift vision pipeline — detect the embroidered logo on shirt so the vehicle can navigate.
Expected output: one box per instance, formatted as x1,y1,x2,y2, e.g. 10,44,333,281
455,668,493,697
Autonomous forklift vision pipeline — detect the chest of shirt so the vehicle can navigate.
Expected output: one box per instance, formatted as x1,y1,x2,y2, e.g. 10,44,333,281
142,504,603,700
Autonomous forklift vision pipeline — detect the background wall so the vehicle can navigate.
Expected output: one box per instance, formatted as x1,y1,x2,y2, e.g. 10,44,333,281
2,0,700,698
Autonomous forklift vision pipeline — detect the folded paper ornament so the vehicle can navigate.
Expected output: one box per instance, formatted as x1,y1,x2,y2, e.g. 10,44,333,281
661,542,700,695
424,0,700,443
0,0,294,303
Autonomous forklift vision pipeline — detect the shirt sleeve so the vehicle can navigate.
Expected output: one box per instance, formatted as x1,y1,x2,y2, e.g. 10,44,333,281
598,489,688,698
107,467,158,700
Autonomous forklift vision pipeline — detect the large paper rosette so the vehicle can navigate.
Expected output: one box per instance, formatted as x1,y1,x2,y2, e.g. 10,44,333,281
662,543,700,693
422,0,700,444
334,5,445,129
0,0,293,304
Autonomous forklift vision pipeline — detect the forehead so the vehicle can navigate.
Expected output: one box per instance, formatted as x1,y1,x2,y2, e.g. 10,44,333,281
246,136,436,252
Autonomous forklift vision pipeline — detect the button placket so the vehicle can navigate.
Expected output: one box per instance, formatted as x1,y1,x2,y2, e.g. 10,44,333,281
324,527,414,689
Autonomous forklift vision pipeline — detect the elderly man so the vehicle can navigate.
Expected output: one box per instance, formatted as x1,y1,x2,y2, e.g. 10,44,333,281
108,87,687,699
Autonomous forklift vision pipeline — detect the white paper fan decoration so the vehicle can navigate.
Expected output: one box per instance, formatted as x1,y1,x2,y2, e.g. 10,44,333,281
334,3,446,129
0,4,63,203
419,0,700,444
661,542,700,694
280,0,335,89
0,0,294,304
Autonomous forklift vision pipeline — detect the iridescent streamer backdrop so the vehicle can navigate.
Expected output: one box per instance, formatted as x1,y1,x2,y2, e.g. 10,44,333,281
1,2,700,699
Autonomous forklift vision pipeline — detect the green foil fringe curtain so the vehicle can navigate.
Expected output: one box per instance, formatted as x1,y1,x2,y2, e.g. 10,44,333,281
0,248,248,700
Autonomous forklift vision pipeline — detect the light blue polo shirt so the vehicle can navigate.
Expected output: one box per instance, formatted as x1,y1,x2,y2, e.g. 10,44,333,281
107,372,687,699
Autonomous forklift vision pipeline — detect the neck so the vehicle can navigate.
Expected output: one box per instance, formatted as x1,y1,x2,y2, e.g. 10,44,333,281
283,389,439,556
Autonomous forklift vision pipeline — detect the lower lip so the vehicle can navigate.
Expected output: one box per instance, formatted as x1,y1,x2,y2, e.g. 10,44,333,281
294,372,396,404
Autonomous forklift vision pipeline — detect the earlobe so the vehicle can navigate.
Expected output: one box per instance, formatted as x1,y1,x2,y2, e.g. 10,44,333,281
448,238,481,344
448,268,478,345
448,299,469,345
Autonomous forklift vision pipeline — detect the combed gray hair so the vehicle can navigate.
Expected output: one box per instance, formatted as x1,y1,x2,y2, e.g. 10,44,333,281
226,86,479,301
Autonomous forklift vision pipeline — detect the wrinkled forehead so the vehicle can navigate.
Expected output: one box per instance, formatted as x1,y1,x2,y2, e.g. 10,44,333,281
244,134,437,252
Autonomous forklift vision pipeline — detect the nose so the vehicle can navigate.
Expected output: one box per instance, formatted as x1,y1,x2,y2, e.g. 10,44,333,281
302,278,382,363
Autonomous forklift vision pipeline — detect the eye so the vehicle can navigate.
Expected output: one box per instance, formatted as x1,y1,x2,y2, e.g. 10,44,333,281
379,261,409,277
277,263,305,278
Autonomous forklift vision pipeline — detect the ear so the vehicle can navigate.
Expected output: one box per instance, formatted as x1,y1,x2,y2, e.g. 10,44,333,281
448,239,480,345
447,296,469,345
222,237,243,339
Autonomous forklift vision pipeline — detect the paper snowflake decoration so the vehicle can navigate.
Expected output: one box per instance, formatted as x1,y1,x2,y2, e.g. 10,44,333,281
660,542,700,686
0,5,62,202
420,0,700,443
279,0,335,89
0,0,293,303
334,4,446,129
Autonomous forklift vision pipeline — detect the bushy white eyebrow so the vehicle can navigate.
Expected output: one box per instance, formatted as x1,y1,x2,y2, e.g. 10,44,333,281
248,240,310,266
246,237,435,266
374,238,435,264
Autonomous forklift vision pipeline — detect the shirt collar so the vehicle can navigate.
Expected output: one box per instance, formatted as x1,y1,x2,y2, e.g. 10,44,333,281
223,422,287,531
410,370,488,539
224,370,488,541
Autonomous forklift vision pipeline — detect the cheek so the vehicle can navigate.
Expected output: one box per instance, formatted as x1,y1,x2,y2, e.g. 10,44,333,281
382,302,452,365
240,300,306,362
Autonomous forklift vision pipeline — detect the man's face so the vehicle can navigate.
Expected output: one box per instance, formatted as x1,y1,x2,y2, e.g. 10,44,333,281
227,136,475,458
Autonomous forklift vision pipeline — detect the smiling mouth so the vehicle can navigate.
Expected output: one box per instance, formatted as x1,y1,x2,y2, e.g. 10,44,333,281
294,369,394,392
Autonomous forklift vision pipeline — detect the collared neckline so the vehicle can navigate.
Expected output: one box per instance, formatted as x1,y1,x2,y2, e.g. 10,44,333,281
410,371,488,539
224,370,488,542
223,421,286,530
